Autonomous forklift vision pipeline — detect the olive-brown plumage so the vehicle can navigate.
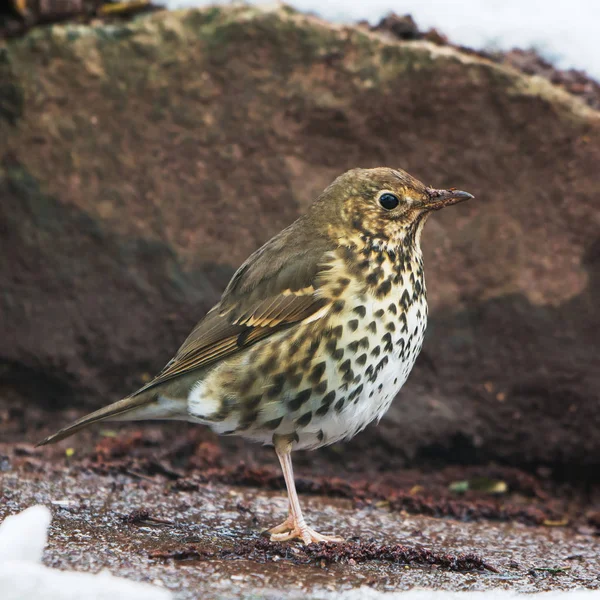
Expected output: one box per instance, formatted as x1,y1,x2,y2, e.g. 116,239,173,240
38,167,473,544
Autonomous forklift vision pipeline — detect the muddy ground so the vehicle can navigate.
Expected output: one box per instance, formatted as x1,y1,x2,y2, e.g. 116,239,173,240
1,403,599,598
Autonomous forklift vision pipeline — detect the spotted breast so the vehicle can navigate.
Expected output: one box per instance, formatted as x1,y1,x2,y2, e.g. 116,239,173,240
185,236,427,450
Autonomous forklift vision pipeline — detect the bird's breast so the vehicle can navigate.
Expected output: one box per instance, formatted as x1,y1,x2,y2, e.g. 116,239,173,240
185,245,428,450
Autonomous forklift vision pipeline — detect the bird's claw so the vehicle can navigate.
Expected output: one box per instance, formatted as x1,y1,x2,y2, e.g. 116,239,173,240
267,520,343,545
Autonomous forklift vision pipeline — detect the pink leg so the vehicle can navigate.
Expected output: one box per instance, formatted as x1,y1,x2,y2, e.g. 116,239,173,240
267,440,343,545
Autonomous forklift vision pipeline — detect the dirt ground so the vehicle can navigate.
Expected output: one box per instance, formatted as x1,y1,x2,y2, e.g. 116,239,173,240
1,404,599,598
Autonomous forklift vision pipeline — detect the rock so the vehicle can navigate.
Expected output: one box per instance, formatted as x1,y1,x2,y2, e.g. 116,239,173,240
372,13,421,40
1,5,599,472
493,49,600,111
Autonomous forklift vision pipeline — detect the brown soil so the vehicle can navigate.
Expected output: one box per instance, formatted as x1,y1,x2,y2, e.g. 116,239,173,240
2,408,599,597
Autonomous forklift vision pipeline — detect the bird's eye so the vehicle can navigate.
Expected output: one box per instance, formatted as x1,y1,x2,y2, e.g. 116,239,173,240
379,193,399,210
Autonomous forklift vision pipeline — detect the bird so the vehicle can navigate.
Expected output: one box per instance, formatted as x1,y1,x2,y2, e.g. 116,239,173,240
37,167,473,544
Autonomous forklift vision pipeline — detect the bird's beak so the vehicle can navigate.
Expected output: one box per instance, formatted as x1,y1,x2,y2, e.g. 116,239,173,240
422,187,474,211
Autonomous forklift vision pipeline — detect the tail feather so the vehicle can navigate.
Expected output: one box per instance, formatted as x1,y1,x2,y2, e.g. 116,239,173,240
36,394,154,446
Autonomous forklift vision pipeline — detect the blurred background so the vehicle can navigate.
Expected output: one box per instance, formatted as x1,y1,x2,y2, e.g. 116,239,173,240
1,0,599,497
1,1,600,595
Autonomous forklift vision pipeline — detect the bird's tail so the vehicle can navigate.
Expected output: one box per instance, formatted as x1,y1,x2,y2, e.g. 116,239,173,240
36,392,156,446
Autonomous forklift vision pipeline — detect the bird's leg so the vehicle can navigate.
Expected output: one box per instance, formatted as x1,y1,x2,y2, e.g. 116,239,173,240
268,439,343,545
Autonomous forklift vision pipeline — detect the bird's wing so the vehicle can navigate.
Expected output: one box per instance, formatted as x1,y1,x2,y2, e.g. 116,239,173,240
131,224,335,396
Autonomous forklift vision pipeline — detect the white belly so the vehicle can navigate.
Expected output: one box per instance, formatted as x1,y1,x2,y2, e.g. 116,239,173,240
294,291,428,450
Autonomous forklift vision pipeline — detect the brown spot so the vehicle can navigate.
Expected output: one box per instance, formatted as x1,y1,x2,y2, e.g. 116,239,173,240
348,319,359,332
358,336,370,349
366,267,385,285
371,345,381,357
317,430,325,442
337,277,351,288
236,409,259,431
353,305,366,318
289,372,303,388
321,390,336,406
386,322,396,332
399,313,408,332
377,279,392,297
332,300,345,313
400,289,410,309
343,369,355,383
325,339,337,354
335,398,345,412
316,405,329,417
349,384,364,402
246,395,262,410
382,332,392,349
375,356,389,376
388,303,398,315
347,340,359,353
259,358,277,375
367,321,377,334
289,389,312,411
287,341,301,357
307,337,321,358
339,359,352,373
266,373,286,398
309,361,326,384
330,325,343,338
297,411,313,426
264,416,283,430
356,353,367,366
374,308,384,318
333,348,344,360
315,380,327,395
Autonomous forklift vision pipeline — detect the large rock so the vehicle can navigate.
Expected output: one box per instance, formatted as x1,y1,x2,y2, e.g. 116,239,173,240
1,5,599,470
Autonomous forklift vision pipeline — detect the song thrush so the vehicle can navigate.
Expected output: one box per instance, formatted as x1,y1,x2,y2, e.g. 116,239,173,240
38,167,473,544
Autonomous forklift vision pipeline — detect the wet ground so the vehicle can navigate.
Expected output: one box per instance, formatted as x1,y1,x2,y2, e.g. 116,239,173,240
1,406,599,598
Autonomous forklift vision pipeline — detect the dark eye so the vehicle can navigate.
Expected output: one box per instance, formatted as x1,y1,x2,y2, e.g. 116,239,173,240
379,193,399,210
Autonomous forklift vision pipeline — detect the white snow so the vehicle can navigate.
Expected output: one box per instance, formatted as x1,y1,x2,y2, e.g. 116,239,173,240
0,506,173,600
0,505,50,564
160,0,600,81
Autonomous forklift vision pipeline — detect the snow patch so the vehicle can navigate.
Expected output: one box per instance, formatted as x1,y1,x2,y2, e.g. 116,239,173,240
0,506,173,600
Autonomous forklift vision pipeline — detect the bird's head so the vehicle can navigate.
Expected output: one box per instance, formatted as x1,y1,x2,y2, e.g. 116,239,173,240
313,167,473,249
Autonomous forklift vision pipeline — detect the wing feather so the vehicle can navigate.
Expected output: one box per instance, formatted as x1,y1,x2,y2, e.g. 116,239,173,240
130,225,335,396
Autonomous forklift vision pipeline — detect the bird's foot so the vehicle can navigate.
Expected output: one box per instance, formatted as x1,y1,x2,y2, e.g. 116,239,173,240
265,515,295,535
267,519,343,545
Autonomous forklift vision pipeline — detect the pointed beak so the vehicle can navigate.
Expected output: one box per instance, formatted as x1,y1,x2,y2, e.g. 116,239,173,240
422,187,474,210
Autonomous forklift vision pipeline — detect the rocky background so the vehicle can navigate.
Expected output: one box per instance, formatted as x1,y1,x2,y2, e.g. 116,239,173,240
1,4,599,476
